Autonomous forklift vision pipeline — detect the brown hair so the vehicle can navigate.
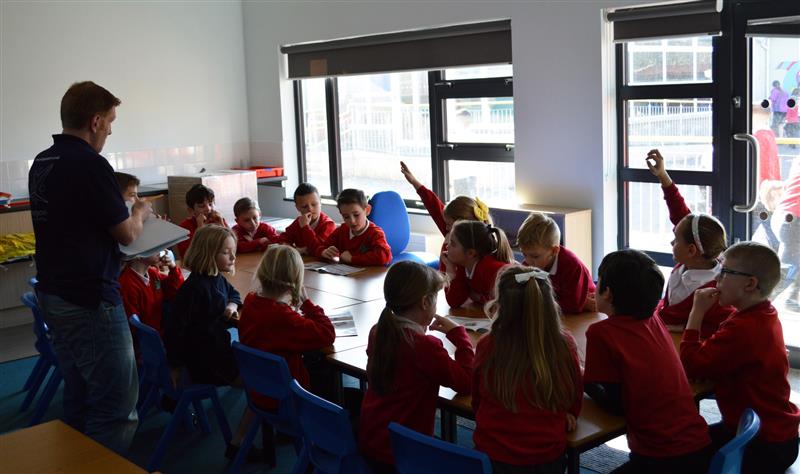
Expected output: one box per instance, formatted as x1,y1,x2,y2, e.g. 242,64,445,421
481,266,578,412
114,172,140,192
678,214,728,260
517,212,560,248
255,245,304,306
450,220,514,264
724,241,781,297
182,225,236,276
60,81,121,130
444,196,492,224
185,184,216,208
367,261,446,395
336,188,368,208
233,197,259,218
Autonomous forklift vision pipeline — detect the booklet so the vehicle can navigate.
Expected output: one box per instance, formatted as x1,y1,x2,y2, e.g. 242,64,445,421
304,262,365,276
120,215,189,259
327,311,357,337
448,316,492,334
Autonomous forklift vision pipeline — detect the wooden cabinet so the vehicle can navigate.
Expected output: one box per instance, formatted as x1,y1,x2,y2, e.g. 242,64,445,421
168,170,258,225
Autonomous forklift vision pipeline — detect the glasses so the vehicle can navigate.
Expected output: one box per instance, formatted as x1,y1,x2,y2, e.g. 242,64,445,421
719,267,754,278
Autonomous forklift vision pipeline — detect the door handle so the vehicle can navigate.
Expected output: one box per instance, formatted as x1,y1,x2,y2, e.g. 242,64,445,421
732,133,760,213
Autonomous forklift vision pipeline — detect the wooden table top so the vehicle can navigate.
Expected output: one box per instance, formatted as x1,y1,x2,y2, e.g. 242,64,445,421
0,420,146,473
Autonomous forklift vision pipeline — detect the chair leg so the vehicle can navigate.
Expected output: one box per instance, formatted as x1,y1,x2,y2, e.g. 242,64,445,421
138,384,159,421
20,364,50,412
290,441,310,474
209,389,233,444
22,356,46,391
147,394,192,472
28,368,62,427
193,399,211,433
228,414,261,474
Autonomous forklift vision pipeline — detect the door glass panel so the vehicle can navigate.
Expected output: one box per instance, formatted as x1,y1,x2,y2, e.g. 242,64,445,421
447,160,516,206
749,35,800,347
625,37,713,85
444,97,514,144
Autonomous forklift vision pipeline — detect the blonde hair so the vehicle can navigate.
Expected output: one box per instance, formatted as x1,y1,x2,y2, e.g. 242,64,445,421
678,214,727,260
450,220,514,264
724,241,781,297
444,196,493,225
255,245,304,306
517,212,560,248
182,225,236,276
367,261,446,395
482,265,578,412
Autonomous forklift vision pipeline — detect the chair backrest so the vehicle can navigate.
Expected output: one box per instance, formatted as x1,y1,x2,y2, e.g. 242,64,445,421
389,422,492,474
129,315,175,395
369,190,410,255
708,409,761,474
20,292,55,357
231,342,298,429
290,379,363,474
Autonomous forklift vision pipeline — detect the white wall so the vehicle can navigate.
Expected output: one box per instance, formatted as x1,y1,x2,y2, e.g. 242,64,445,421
242,0,644,271
0,1,250,197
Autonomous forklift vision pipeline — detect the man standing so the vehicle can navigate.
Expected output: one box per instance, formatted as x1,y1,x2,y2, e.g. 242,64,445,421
29,81,151,453
770,80,789,136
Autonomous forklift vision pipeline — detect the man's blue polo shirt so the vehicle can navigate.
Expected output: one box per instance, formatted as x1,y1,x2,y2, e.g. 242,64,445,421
29,134,129,308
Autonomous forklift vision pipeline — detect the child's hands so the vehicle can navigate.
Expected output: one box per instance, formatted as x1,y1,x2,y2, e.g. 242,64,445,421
583,292,597,312
296,246,308,255
566,413,577,432
223,302,239,322
258,237,270,248
321,246,340,260
442,250,457,278
429,315,459,334
299,286,309,305
159,251,176,269
132,198,154,221
207,211,225,226
298,212,313,228
195,213,208,228
400,161,422,190
645,149,673,187
340,251,353,263
686,288,719,331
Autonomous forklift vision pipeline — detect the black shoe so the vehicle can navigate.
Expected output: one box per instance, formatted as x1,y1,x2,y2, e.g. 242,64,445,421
225,443,265,463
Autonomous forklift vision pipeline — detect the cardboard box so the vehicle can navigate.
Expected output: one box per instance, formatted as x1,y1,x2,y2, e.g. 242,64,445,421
168,170,258,224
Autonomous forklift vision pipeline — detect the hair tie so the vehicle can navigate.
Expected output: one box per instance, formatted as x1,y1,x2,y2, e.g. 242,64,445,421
473,197,489,222
691,214,705,255
514,268,549,284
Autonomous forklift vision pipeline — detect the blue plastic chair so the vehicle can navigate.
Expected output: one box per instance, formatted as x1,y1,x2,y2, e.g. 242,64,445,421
369,190,439,266
19,292,63,427
290,379,370,474
708,409,761,474
131,315,232,472
230,342,306,474
389,422,492,474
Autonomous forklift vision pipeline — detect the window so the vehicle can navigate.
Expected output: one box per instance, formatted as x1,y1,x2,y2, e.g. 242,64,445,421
294,65,514,206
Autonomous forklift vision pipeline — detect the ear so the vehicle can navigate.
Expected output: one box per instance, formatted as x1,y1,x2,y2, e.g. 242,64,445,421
420,294,433,311
744,276,760,293
364,204,372,216
466,248,479,260
89,113,102,133
551,245,561,256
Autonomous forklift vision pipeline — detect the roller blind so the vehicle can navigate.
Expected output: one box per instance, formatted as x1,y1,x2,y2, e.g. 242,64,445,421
607,0,722,42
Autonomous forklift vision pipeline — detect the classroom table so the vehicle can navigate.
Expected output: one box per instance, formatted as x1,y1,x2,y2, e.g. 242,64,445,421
0,420,146,473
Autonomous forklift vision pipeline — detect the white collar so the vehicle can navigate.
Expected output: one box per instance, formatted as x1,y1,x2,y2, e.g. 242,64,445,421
465,259,479,279
548,253,560,275
132,267,150,286
349,223,369,239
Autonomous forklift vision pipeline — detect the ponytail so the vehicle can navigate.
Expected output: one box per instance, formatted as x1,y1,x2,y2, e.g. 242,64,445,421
367,307,416,394
451,221,515,264
488,224,514,264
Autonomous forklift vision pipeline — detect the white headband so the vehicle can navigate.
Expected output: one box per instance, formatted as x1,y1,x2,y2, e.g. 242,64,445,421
691,214,705,255
514,268,550,284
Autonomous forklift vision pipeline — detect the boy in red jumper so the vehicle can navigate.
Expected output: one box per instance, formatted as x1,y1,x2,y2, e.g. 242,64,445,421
315,188,392,266
585,249,712,474
517,212,596,313
119,249,184,334
681,242,800,474
176,184,228,258
231,197,279,253
278,183,336,254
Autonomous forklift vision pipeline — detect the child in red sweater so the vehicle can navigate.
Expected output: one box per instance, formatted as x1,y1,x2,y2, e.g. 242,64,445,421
473,266,582,472
647,149,735,337
400,161,491,270
585,249,712,474
232,197,279,253
445,220,514,308
315,188,392,266
119,249,184,334
239,244,335,411
517,212,596,313
176,184,229,258
278,183,336,254
681,242,800,474
359,261,474,471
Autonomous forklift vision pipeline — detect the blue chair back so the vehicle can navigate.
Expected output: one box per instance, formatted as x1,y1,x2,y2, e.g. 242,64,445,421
130,316,177,398
290,379,369,474
369,190,410,256
389,422,492,474
21,292,53,352
708,409,761,474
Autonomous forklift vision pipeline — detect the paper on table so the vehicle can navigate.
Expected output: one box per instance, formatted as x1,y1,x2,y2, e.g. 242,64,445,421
304,262,365,276
119,215,189,259
448,316,492,333
327,311,357,337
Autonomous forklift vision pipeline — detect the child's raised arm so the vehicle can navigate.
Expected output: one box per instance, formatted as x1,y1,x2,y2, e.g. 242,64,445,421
400,161,423,191
646,149,674,188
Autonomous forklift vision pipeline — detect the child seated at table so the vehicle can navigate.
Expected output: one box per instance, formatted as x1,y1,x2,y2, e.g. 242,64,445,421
232,197,279,253
119,248,183,335
473,265,582,472
315,188,392,266
681,242,800,474
114,171,139,203
517,212,596,313
400,161,492,270
359,261,474,472
444,220,514,308
584,249,711,474
239,244,335,411
176,184,228,258
278,183,336,254
647,149,734,337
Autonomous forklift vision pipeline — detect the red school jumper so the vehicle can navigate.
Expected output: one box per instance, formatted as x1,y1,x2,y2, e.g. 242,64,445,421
656,183,734,336
239,294,335,410
546,246,596,314
358,325,474,464
278,212,336,250
119,265,184,333
472,333,583,465
416,185,449,270
584,314,710,457
176,216,230,257
232,222,280,253
445,254,508,308
314,221,392,266
681,301,800,443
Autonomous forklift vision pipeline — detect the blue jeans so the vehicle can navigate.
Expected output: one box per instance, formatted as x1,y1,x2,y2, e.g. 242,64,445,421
37,291,139,454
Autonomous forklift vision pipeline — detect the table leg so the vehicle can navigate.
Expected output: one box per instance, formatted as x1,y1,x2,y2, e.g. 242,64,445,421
566,447,580,474
439,409,458,443
334,373,344,405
